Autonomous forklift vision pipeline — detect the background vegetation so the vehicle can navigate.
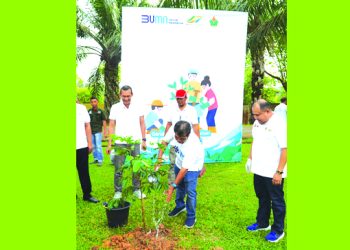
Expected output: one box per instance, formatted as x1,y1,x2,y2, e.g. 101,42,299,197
76,0,287,116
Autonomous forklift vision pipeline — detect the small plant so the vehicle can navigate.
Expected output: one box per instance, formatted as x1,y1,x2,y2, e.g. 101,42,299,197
109,135,169,230
150,191,172,238
103,199,122,210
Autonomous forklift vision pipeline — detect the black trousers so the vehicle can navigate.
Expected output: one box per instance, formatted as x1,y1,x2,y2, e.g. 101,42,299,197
254,174,286,234
76,147,92,199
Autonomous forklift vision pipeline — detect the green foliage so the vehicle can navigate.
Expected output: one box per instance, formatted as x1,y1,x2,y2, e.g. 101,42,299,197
150,191,172,238
234,0,287,101
105,197,121,210
76,73,84,88
244,54,253,105
76,87,91,103
261,77,286,103
244,51,286,104
267,42,287,91
109,135,169,230
77,0,153,115
88,63,105,100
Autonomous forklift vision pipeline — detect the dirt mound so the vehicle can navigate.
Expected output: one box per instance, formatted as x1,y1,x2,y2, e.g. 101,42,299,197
92,225,178,250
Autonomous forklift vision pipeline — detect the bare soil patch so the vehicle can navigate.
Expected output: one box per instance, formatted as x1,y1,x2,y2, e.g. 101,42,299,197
92,225,178,250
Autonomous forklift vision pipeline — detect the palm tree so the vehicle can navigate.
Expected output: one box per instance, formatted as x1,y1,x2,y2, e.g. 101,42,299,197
78,0,286,114
77,0,149,116
234,0,286,101
158,0,232,9
77,0,121,116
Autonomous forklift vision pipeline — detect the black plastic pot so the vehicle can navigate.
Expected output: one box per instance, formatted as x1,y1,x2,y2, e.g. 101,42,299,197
105,202,131,227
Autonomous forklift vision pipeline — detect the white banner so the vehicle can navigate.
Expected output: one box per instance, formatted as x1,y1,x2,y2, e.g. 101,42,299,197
121,7,248,163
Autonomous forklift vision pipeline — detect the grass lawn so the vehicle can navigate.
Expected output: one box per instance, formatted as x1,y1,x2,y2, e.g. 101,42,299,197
76,138,287,249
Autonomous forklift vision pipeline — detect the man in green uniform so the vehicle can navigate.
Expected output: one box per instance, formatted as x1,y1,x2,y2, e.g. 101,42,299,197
88,96,107,166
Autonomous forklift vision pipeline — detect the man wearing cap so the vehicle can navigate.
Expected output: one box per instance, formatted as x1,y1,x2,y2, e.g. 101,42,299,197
106,85,147,200
163,89,200,183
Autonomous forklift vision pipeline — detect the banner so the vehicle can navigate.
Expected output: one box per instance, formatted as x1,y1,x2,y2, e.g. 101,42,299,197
121,7,248,163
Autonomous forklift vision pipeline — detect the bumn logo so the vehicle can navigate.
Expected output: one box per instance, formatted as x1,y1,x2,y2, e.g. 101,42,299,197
141,15,168,24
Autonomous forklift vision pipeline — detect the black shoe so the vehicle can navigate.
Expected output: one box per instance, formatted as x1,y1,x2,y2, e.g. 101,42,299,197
90,160,98,164
168,206,186,217
83,196,99,203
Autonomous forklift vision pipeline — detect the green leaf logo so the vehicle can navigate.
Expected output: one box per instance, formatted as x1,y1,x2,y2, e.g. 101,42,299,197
210,16,218,27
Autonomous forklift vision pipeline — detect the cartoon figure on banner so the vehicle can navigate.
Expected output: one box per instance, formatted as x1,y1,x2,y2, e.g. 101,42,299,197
166,70,211,131
185,69,201,106
184,69,206,123
201,75,218,133
145,99,166,135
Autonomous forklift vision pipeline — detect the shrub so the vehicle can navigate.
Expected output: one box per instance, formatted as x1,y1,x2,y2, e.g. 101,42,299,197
76,87,91,103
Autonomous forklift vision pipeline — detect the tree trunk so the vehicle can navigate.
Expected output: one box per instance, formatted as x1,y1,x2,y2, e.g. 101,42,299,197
281,80,287,92
249,48,265,124
141,189,146,231
250,48,265,103
264,70,287,92
104,61,119,119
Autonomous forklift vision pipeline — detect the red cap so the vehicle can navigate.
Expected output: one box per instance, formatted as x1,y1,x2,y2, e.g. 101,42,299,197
175,89,187,98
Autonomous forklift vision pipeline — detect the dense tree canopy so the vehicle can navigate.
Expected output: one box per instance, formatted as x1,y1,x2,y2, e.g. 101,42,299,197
77,0,286,115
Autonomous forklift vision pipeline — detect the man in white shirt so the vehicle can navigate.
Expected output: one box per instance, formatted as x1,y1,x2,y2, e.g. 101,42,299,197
246,99,287,243
76,102,99,203
274,97,287,121
163,89,200,182
106,85,147,199
157,121,204,229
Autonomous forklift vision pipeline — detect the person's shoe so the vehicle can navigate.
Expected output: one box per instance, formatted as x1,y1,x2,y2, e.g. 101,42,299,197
97,162,102,167
133,189,146,199
168,206,186,217
113,192,122,199
91,160,98,164
184,218,197,228
83,196,99,203
246,223,271,232
265,231,285,243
